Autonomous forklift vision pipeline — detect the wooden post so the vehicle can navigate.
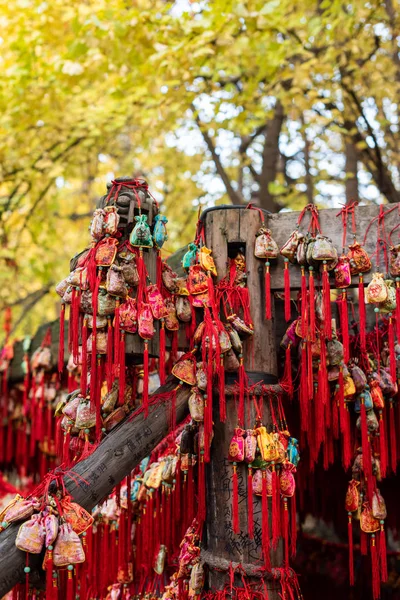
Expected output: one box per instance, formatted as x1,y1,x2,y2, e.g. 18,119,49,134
201,207,282,597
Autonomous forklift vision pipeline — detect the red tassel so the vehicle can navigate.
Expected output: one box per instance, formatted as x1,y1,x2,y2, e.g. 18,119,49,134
108,526,116,583
175,459,181,530
361,401,373,502
337,370,351,470
371,534,381,600
290,492,297,558
299,344,308,431
118,331,126,407
159,321,166,386
262,470,271,569
143,340,149,417
305,339,313,401
164,489,171,551
247,469,254,539
265,262,272,320
348,513,354,586
284,259,291,322
90,272,101,408
156,251,163,292
339,291,350,363
203,392,212,463
238,358,245,427
80,318,88,397
58,304,65,375
389,400,397,473
315,375,324,455
282,345,293,400
106,316,114,391
359,276,367,352
66,565,74,600
68,295,73,354
396,282,400,342
118,509,126,575
148,493,155,561
46,547,53,600
379,410,388,479
95,356,102,440
232,464,239,534
319,340,329,407
283,498,289,565
380,523,388,583
219,357,226,422
52,572,58,600
360,529,368,555
113,299,120,374
71,289,80,365
308,267,316,341
388,315,396,385
271,466,280,549
300,267,308,339
322,263,332,339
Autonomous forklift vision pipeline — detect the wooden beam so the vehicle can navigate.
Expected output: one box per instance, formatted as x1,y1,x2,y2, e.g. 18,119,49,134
266,203,399,290
197,203,399,290
0,380,190,597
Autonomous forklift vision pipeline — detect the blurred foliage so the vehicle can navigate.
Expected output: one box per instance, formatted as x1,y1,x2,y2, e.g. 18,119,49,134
0,0,399,338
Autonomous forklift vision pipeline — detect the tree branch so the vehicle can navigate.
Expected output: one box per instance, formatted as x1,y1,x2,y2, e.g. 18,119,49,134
4,285,53,309
16,179,56,242
192,106,245,205
239,124,268,154
3,285,53,341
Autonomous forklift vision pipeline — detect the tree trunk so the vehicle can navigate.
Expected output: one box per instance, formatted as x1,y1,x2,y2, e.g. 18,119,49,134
345,140,359,205
259,102,285,213
384,0,400,83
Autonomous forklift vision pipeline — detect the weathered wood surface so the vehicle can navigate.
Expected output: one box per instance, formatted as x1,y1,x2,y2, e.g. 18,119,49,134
199,203,400,290
202,207,282,598
98,176,158,228
204,207,278,375
0,380,190,597
205,395,282,597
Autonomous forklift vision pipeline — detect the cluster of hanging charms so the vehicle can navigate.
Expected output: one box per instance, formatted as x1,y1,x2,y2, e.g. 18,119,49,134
228,404,299,569
278,202,400,600
1,472,93,600
55,178,174,459
170,227,256,456
278,204,338,325
0,321,78,483
48,420,203,600
7,197,400,599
